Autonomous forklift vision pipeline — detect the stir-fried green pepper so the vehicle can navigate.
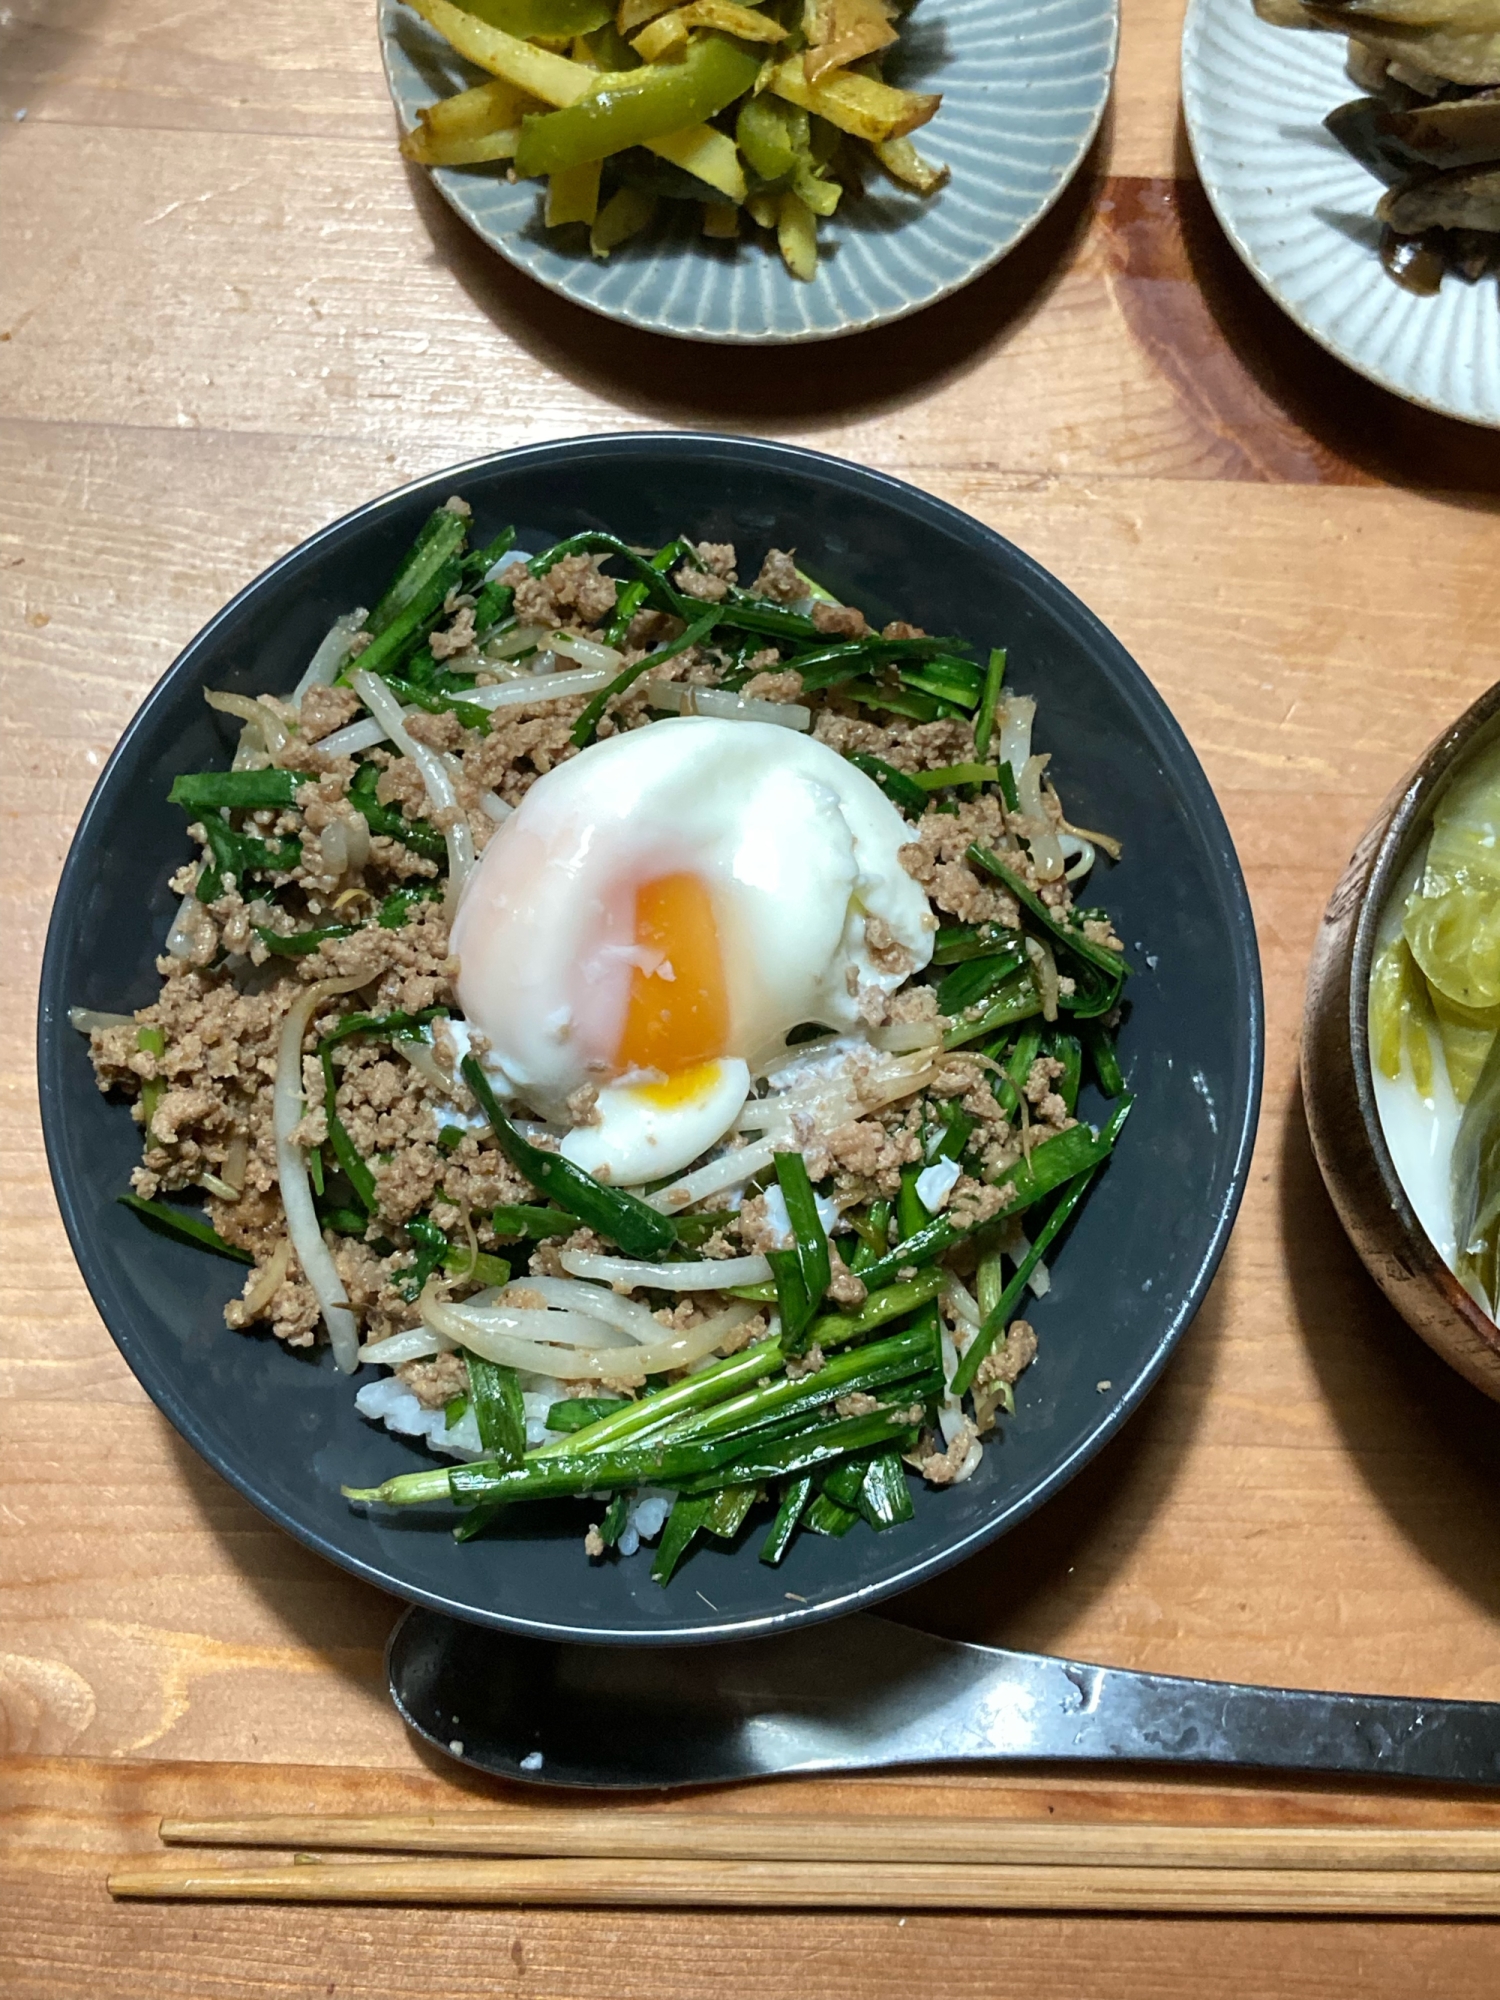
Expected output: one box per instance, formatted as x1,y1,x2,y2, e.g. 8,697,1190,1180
459,0,613,39
514,36,762,179
737,92,797,181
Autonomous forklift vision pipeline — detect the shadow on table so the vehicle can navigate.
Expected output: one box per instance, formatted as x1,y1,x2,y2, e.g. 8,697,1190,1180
162,1426,401,1691
400,114,1109,432
1280,1074,1500,1625
161,1242,1216,1710
1165,110,1500,499
890,1269,1226,1657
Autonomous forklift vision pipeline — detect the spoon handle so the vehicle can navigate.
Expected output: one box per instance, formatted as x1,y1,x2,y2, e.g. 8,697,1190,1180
963,1644,1500,1787
388,1609,1500,1790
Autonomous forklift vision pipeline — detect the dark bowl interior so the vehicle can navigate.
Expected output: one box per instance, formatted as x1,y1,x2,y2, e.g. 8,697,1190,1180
38,433,1263,1645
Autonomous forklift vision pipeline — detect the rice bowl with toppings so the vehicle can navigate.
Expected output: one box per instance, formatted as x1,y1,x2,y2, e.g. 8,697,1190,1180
72,498,1136,1585
39,433,1260,1642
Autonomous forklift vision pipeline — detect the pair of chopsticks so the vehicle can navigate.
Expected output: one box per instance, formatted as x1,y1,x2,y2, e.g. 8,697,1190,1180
107,1810,1500,1914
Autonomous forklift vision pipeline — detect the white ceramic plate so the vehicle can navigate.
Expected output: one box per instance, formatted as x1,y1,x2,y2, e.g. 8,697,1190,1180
1182,0,1500,428
379,0,1118,343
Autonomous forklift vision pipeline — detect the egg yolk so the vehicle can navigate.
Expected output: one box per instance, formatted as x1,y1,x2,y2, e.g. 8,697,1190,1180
614,872,730,1084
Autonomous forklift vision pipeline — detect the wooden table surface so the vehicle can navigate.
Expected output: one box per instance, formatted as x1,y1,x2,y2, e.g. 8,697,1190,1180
5,0,1500,1992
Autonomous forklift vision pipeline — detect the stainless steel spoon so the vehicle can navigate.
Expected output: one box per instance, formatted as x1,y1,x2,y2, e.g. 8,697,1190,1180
388,1607,1500,1790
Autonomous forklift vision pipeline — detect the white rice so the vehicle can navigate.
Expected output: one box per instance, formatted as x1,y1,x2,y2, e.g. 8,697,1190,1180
355,1375,486,1460
617,1488,673,1558
353,1374,674,1559
355,1367,569,1459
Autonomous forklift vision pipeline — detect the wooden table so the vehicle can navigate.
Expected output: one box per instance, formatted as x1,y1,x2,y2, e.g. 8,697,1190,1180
4,1,1500,1991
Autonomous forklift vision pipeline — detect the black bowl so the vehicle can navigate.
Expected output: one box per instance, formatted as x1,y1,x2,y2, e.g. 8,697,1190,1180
38,433,1263,1645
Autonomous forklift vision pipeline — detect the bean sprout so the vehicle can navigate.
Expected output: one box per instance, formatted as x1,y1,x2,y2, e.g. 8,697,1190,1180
351,669,475,909
647,683,811,730
561,1248,773,1292
423,1291,756,1385
292,610,367,702
274,974,372,1373
465,664,614,712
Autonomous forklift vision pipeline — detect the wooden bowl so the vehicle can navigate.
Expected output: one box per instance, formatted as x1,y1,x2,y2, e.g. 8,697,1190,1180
1303,681,1500,1404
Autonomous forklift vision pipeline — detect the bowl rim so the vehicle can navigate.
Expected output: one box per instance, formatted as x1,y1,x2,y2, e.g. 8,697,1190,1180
1340,681,1500,1358
376,0,1122,347
37,430,1264,1644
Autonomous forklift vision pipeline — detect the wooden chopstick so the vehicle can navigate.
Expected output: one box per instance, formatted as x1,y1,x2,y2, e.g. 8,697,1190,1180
156,1810,1500,1874
107,1855,1500,1914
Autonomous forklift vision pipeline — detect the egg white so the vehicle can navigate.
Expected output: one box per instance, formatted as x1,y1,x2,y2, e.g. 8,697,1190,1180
559,1058,752,1187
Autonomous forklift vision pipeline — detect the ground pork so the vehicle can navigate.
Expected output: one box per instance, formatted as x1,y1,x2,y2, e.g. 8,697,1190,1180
1083,916,1125,953
898,795,1036,927
918,1418,982,1485
733,1192,778,1257
429,604,477,660
949,1177,1011,1232
462,698,588,806
927,1055,1008,1128
675,562,728,603
298,684,361,742
624,606,682,650
741,667,802,702
314,911,457,1013
503,554,616,629
565,1083,601,1128
785,1343,825,1380
1024,1055,1074,1133
812,600,869,638
374,753,431,819
750,548,802,602
825,1246,867,1309
398,1352,470,1408
811,1117,922,1200
405,709,469,753
863,913,916,977
694,541,736,579
529,1227,606,1279
976,1319,1038,1389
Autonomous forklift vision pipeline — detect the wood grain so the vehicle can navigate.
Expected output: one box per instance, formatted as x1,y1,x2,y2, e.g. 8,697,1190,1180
98,1855,1500,1914
151,1809,1500,1870
5,0,1500,1992
9,1758,1500,1995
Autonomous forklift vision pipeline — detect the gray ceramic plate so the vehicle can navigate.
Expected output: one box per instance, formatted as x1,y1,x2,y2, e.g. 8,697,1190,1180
1182,0,1500,428
378,0,1119,342
39,433,1262,1645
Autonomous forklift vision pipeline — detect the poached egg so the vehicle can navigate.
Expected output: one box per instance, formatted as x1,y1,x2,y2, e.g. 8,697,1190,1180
451,717,934,1184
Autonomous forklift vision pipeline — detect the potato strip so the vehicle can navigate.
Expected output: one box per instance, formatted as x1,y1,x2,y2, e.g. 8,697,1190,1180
767,56,940,143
